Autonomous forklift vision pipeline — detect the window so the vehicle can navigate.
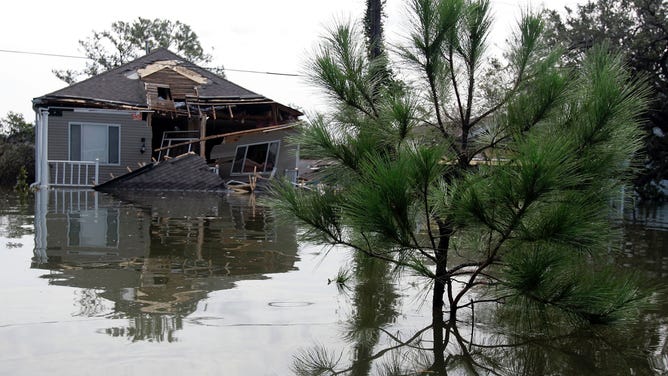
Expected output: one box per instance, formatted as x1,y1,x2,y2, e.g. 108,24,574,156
157,87,172,101
231,141,279,174
70,123,120,164
67,209,119,248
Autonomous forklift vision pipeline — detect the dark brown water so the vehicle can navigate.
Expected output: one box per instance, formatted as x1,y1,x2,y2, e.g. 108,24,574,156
0,189,666,375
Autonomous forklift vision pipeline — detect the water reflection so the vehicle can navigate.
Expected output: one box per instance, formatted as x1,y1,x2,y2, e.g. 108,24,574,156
31,189,298,342
294,299,666,375
3,188,665,373
0,188,34,241
344,255,400,375
291,204,668,375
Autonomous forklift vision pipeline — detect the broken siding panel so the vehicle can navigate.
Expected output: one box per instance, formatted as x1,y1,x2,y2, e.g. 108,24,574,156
144,83,175,111
143,69,201,100
46,110,152,184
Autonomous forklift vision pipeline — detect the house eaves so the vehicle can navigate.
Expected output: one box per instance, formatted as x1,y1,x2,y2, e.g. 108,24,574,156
32,95,148,111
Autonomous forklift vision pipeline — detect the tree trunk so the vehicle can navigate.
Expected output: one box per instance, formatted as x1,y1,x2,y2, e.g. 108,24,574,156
431,221,453,372
365,0,383,60
432,266,446,371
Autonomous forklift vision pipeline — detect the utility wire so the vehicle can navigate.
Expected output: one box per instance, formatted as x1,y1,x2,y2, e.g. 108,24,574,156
0,48,303,77
211,68,301,77
0,48,89,60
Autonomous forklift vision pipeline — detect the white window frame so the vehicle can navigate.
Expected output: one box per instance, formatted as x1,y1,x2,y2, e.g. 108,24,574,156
231,140,280,175
69,122,121,166
67,208,120,249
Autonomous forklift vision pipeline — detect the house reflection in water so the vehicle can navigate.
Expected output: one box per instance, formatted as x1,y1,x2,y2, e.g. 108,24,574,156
32,189,299,342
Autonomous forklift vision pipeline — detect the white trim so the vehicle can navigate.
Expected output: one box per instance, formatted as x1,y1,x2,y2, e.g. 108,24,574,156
230,140,281,176
72,108,150,115
36,108,50,188
68,122,121,166
67,207,120,249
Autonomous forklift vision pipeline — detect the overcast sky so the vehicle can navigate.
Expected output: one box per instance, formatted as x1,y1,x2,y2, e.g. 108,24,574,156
0,0,585,122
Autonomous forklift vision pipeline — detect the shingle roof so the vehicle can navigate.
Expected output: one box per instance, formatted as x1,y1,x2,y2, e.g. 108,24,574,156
95,153,226,192
34,48,264,107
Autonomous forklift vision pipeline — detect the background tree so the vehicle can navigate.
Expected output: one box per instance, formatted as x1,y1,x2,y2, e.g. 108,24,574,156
364,0,394,89
364,0,385,60
54,17,224,84
275,0,650,372
0,111,33,139
0,112,35,186
544,0,668,200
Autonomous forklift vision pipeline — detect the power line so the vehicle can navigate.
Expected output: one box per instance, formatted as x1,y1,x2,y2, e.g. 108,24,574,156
219,68,302,77
0,48,89,60
0,48,302,77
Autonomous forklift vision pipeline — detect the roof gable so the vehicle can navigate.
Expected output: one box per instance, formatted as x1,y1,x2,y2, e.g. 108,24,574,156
137,60,208,85
34,48,267,108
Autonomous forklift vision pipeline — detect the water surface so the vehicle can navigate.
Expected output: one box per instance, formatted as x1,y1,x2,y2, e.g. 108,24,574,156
0,189,667,375
2,189,363,375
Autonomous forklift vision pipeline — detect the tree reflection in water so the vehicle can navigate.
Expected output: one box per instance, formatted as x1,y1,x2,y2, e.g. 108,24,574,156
292,222,668,376
0,188,34,240
294,297,667,375
344,255,400,375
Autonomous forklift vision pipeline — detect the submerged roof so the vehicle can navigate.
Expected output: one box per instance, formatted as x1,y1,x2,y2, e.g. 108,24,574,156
94,153,226,192
33,48,270,109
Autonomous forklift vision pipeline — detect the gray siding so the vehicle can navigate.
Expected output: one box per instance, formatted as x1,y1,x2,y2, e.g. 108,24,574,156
210,129,298,179
47,110,152,184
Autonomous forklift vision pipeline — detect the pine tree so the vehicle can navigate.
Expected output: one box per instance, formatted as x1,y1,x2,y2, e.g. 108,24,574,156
274,0,650,371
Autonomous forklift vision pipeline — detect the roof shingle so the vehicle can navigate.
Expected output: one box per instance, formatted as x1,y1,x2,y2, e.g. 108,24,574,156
35,48,264,107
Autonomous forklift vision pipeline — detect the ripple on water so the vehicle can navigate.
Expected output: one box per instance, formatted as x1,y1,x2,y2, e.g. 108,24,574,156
268,301,314,308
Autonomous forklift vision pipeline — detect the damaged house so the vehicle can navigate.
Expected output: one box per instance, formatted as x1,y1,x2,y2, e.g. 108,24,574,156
32,48,302,191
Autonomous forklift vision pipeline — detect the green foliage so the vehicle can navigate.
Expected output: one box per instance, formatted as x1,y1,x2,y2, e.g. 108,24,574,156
0,112,35,187
292,346,342,376
0,141,35,187
14,166,30,197
54,18,223,84
271,179,343,244
328,267,352,290
502,245,648,324
544,0,668,200
0,111,34,140
276,0,651,366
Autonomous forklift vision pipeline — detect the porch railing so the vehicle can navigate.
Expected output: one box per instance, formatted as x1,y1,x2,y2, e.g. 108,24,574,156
49,160,100,187
283,168,298,184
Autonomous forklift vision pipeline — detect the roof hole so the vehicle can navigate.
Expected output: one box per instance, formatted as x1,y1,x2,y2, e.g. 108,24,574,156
157,87,172,101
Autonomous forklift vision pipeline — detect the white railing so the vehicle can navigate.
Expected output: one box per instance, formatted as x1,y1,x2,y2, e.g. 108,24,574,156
283,168,299,184
49,159,100,187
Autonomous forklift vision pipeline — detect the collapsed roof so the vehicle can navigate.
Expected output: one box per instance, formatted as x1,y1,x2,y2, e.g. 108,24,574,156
32,48,302,118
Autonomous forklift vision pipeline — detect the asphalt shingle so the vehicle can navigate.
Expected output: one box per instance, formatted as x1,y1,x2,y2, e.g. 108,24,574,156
36,48,264,106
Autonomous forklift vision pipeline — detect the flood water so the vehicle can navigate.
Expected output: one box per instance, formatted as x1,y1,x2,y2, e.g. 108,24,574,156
0,188,667,375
